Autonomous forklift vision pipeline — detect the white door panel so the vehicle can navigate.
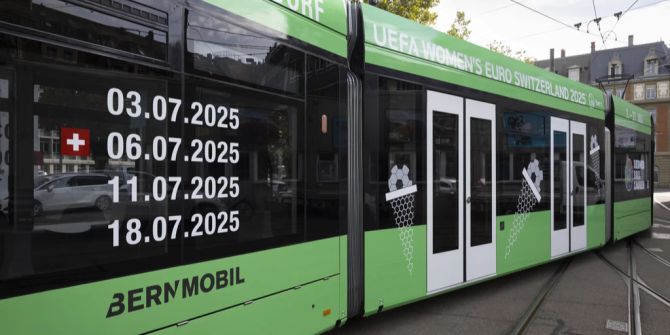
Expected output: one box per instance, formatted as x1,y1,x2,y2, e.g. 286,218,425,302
465,99,496,281
551,118,587,257
427,91,464,292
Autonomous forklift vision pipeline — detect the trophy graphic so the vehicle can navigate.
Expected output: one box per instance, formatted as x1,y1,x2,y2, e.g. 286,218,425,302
385,164,417,274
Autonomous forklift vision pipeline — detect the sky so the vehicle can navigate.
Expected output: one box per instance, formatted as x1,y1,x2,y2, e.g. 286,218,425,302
432,0,670,60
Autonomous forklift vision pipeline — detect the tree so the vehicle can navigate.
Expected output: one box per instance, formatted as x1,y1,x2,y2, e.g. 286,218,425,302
446,11,471,40
363,0,440,26
487,40,535,64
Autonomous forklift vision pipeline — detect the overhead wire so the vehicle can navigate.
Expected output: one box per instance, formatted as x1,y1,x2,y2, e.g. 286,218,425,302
592,0,607,49
508,0,607,41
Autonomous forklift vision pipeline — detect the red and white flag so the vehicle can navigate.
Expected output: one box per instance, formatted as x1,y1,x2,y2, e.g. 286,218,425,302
61,127,90,157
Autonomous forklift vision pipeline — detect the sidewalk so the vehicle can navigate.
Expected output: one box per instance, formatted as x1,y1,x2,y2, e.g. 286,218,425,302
654,189,670,205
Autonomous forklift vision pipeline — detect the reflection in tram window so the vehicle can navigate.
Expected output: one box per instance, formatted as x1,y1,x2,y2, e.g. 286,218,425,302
187,12,304,96
364,77,425,231
183,78,303,261
553,131,567,231
433,112,459,253
497,111,550,215
0,35,175,284
470,118,492,246
0,0,167,60
572,133,585,227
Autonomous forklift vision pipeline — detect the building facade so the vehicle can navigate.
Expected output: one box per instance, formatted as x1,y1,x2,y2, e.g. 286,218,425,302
536,36,670,187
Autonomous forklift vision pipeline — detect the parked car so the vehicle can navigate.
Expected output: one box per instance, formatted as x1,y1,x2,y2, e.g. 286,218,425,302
33,173,113,216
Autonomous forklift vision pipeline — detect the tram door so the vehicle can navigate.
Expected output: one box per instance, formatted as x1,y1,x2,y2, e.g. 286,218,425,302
427,91,496,293
550,117,587,258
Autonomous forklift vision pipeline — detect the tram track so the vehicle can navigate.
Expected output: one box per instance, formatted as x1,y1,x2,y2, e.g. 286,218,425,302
510,235,670,335
595,239,670,335
633,239,670,269
509,258,571,335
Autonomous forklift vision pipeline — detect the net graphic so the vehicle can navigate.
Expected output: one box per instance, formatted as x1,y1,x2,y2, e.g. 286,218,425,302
505,159,543,260
386,165,417,275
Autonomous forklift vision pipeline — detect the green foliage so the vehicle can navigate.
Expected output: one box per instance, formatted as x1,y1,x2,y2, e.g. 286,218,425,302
488,40,536,64
446,11,471,40
363,0,440,26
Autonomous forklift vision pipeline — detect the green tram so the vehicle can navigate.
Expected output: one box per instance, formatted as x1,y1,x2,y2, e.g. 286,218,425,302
0,1,653,333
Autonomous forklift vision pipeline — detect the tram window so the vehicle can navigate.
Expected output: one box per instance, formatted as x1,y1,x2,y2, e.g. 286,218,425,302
470,117,493,246
0,37,178,292
186,12,304,97
364,77,425,231
433,112,459,253
0,0,167,60
181,55,345,261
553,131,567,231
182,77,304,262
613,126,652,201
573,133,585,227
305,55,346,240
497,111,550,215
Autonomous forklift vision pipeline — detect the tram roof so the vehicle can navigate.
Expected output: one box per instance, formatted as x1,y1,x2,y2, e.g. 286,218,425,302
203,0,348,58
361,3,606,120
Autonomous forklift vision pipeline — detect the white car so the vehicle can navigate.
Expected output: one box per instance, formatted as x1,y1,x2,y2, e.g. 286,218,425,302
33,173,113,216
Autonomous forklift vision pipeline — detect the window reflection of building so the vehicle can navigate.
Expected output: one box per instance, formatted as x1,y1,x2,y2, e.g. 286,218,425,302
33,83,136,175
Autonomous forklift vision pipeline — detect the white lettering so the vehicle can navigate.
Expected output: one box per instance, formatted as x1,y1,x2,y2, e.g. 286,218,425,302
409,38,419,57
287,0,299,11
399,33,409,54
373,24,386,47
388,29,398,50
302,0,313,19
422,40,436,61
368,20,596,107
315,0,324,21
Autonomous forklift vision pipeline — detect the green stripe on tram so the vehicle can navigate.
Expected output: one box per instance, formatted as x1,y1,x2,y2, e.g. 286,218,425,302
0,237,341,334
361,3,605,120
613,95,652,135
613,197,652,240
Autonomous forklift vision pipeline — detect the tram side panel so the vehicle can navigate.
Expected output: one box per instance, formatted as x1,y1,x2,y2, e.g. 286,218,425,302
360,73,608,316
611,97,654,241
359,3,609,316
0,0,349,334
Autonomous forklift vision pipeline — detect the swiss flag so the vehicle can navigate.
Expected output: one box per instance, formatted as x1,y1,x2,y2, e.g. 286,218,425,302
61,128,90,157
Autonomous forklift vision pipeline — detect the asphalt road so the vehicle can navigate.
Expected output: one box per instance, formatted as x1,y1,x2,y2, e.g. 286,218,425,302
330,192,670,334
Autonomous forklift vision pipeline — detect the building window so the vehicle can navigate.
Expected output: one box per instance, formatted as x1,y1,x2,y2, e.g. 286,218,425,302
609,62,622,77
645,59,658,76
658,81,669,98
646,84,657,100
634,83,645,100
568,67,580,81
616,88,625,99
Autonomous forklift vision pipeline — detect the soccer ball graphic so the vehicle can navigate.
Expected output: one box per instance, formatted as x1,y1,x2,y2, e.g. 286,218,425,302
388,164,413,192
